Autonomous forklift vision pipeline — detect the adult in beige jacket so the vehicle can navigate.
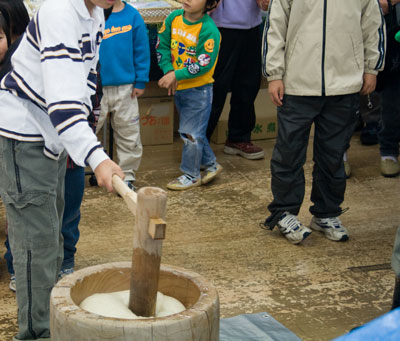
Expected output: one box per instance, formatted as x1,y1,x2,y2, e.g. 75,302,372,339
261,0,385,245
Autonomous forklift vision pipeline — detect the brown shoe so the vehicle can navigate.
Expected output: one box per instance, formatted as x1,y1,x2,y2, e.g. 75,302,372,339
224,141,265,160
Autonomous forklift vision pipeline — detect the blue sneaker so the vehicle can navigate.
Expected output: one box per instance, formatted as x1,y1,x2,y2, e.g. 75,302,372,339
277,212,312,244
58,268,74,280
310,216,349,241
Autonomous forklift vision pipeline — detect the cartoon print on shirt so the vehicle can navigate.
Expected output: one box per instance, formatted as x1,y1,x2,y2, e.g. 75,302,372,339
204,39,214,53
171,39,178,49
178,42,186,55
176,56,183,67
184,57,196,67
198,54,211,66
188,63,200,75
186,46,196,56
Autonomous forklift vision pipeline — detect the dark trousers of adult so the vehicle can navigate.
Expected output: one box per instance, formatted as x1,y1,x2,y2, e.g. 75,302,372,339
378,76,400,157
0,137,66,340
264,94,358,228
206,25,261,142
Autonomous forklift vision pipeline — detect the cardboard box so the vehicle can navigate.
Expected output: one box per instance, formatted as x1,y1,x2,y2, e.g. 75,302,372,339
143,81,170,98
139,96,174,146
211,88,278,144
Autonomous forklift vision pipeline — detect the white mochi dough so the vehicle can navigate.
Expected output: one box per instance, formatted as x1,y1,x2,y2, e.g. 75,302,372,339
80,290,186,319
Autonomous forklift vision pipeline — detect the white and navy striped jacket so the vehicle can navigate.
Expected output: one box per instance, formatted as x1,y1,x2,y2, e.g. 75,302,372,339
0,0,109,170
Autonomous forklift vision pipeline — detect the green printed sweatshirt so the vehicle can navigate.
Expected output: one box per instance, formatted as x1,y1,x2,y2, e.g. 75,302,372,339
157,9,221,90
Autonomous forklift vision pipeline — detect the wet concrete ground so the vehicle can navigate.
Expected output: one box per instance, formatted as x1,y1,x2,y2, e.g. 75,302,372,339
0,134,398,340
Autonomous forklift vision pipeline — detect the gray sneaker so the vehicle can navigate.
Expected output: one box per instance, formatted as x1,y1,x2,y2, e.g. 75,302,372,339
277,212,312,244
310,216,349,241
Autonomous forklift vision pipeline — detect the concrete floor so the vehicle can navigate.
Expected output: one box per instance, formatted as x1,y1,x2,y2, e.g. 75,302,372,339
0,133,399,340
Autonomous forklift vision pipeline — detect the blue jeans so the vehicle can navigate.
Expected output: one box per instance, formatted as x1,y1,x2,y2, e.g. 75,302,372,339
4,166,84,274
175,85,216,178
61,166,84,270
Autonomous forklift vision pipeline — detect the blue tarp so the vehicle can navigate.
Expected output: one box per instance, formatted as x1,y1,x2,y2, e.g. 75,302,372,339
335,308,400,341
220,312,301,341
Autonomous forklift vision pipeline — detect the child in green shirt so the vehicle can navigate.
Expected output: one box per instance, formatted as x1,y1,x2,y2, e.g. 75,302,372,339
157,0,222,190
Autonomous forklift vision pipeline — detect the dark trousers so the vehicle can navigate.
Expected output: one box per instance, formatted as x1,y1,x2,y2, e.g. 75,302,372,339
206,25,262,142
378,77,400,157
61,166,84,270
4,166,84,274
265,94,358,228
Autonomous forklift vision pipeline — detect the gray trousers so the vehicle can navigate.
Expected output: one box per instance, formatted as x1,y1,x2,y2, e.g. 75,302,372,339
0,136,66,340
264,94,358,228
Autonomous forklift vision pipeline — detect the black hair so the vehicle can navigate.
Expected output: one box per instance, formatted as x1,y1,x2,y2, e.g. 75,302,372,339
0,0,29,40
0,6,11,48
205,0,220,13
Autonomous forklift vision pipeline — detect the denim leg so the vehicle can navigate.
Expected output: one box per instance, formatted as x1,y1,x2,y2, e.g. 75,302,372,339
0,137,66,340
4,235,14,275
378,79,400,157
175,85,215,178
61,166,84,271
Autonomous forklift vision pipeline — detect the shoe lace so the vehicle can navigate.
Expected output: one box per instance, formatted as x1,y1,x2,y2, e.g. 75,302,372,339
322,217,342,228
281,214,301,231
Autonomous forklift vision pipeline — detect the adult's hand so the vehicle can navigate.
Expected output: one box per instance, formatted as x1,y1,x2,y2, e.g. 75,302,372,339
360,73,377,95
268,79,285,106
94,159,125,192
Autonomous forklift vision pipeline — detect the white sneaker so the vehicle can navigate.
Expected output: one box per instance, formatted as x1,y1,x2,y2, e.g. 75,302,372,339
277,212,312,244
9,274,16,292
310,216,349,241
201,163,223,184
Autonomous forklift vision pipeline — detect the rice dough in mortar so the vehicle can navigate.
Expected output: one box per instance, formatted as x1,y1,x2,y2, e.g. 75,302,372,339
80,290,186,319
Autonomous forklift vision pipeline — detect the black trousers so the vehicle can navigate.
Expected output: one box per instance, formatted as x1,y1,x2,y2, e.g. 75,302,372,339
206,25,262,142
264,94,358,228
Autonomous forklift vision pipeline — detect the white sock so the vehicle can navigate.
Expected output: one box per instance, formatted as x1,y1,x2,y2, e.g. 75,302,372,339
343,152,348,162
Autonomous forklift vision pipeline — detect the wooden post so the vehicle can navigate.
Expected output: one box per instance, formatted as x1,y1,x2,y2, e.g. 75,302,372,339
129,187,167,317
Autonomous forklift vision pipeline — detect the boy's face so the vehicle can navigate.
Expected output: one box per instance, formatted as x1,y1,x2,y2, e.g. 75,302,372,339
0,28,8,64
182,0,208,16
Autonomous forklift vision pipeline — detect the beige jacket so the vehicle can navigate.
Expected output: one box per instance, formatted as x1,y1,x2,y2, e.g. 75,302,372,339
262,0,386,96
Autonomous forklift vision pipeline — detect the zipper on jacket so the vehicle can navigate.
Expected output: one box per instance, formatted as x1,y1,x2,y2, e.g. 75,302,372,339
321,0,327,96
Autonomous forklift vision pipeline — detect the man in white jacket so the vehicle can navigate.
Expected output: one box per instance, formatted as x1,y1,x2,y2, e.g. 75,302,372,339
261,0,385,244
0,0,123,339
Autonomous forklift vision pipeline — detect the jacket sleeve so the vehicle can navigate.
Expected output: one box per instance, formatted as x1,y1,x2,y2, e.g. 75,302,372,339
361,0,386,74
38,9,109,170
261,0,291,81
131,10,150,89
157,12,175,75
